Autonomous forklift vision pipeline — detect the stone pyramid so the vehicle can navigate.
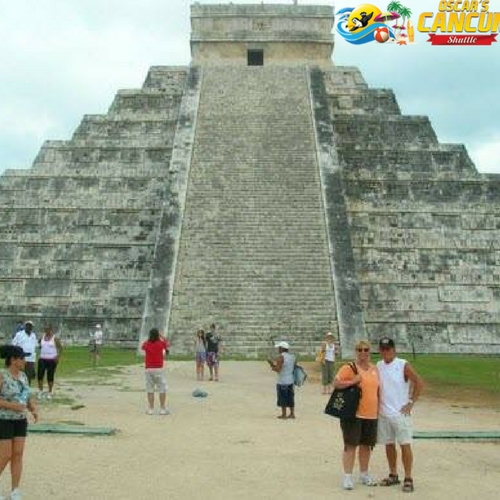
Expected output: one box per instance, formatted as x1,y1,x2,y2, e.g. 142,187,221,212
1,3,499,356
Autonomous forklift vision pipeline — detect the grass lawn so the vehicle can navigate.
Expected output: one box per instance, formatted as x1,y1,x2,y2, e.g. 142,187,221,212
54,349,499,406
411,354,500,403
56,346,141,378
303,354,500,407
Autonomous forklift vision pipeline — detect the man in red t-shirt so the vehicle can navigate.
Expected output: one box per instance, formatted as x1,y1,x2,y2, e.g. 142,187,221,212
141,328,170,415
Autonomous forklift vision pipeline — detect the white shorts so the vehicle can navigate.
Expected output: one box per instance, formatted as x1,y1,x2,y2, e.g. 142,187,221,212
145,368,167,393
377,414,413,445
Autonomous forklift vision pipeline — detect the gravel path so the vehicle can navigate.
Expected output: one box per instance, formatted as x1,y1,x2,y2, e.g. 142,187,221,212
3,361,499,499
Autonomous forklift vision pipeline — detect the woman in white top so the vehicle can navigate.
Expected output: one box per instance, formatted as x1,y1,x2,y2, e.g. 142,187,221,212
318,332,337,394
37,326,63,399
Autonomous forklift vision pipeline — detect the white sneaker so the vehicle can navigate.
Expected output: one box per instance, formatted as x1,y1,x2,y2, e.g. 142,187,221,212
360,473,378,486
10,488,22,500
46,393,53,400
159,408,170,415
146,409,154,415
37,391,44,400
343,475,354,490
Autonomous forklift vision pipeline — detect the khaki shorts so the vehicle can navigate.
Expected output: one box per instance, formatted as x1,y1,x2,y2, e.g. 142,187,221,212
377,414,413,445
145,368,167,393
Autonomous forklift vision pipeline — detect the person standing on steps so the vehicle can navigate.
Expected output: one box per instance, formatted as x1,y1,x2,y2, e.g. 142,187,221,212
377,337,424,494
11,321,38,386
334,340,379,490
37,325,63,400
205,324,222,381
267,341,296,419
0,345,39,500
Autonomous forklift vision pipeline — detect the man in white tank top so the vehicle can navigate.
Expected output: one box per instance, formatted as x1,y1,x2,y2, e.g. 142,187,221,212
377,337,423,493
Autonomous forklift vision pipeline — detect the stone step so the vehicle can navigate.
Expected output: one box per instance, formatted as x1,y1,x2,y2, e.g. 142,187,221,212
168,65,336,354
334,115,438,147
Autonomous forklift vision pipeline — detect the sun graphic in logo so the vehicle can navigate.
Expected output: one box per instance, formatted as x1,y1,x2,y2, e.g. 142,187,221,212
346,4,382,32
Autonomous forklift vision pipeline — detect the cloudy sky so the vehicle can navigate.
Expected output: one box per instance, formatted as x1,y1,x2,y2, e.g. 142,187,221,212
0,0,499,174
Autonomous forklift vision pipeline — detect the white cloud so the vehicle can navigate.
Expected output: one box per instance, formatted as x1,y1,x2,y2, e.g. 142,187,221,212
0,0,499,174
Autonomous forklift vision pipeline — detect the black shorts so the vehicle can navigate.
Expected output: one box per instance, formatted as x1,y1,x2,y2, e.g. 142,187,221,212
276,384,295,408
37,358,58,383
340,418,378,448
0,419,28,440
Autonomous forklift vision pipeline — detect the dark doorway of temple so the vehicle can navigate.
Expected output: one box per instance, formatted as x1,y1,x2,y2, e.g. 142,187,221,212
247,49,264,66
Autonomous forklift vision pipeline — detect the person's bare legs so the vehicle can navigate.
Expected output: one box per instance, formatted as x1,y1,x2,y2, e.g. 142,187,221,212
0,440,12,477
358,445,371,474
10,438,25,490
159,392,167,410
401,444,413,478
214,364,219,381
342,445,356,474
208,364,214,380
385,443,398,476
288,407,295,419
147,392,154,411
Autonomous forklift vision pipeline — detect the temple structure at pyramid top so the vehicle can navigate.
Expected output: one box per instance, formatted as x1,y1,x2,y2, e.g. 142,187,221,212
190,2,334,64
1,2,499,356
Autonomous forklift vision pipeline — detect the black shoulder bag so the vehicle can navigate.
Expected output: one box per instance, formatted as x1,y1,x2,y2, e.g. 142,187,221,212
324,362,361,420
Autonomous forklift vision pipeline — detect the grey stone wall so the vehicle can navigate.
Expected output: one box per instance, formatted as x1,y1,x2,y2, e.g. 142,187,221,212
139,66,202,345
190,3,334,64
318,66,500,353
0,67,189,345
308,67,366,359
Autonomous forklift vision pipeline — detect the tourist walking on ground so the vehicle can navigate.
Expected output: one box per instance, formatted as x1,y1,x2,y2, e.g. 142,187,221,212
12,322,24,339
205,324,222,381
37,326,63,400
89,324,103,367
334,340,379,490
11,321,38,386
377,337,424,493
318,331,337,394
267,341,296,419
0,345,39,500
141,328,170,415
194,330,207,381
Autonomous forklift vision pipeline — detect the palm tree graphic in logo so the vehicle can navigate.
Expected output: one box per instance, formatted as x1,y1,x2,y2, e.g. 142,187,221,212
386,1,415,44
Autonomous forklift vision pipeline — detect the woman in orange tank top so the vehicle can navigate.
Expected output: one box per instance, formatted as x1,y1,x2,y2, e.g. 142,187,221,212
333,340,379,490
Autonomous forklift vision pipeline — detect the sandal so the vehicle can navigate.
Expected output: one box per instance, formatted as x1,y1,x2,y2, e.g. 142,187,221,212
402,478,414,493
379,474,400,486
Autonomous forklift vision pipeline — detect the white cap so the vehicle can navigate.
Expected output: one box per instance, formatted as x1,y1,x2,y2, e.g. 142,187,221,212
95,324,102,328
275,341,290,350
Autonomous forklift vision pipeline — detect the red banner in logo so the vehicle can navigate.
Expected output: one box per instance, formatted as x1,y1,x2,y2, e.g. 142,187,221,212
427,34,497,46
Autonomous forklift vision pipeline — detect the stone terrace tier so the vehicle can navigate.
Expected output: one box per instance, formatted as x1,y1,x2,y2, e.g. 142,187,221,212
0,67,189,345
313,66,500,354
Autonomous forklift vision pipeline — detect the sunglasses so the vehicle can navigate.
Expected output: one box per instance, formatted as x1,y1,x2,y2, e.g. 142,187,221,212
356,348,370,353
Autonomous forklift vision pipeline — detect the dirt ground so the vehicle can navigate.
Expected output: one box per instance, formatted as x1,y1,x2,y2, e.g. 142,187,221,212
2,361,499,500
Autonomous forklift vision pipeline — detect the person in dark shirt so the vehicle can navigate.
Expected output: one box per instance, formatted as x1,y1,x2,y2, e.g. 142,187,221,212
205,324,223,381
